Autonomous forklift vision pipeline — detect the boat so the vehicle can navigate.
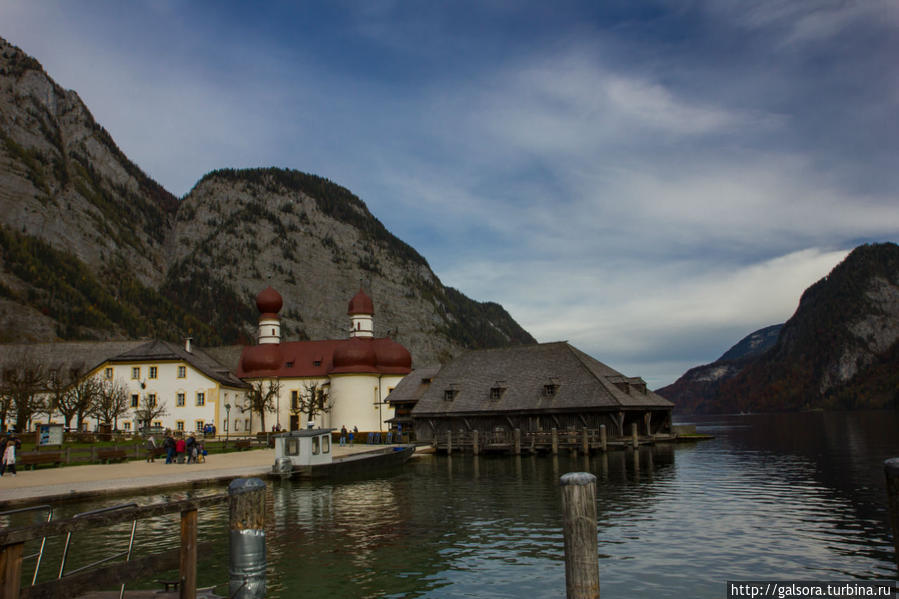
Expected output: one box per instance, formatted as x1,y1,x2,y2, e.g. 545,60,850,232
271,428,415,479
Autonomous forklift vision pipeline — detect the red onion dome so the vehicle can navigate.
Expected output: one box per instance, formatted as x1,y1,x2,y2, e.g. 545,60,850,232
347,289,374,315
256,286,283,315
240,344,282,373
331,337,378,373
375,338,412,371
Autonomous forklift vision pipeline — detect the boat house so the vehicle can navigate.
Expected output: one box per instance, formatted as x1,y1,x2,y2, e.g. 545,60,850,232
411,342,673,451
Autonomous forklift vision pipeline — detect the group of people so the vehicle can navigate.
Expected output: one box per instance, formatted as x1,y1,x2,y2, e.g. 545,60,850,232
339,425,358,446
0,431,21,476
146,432,206,464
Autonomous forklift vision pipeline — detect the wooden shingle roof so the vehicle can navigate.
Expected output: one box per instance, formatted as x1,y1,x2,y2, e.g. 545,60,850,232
386,366,442,405
107,340,249,388
412,342,672,417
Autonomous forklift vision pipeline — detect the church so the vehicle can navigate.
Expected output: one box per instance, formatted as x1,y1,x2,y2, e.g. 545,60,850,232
236,286,413,432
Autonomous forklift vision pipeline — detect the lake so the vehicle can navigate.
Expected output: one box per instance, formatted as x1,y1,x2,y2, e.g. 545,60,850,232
8,410,899,597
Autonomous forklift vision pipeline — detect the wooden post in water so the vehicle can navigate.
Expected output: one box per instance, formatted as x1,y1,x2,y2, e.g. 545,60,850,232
552,428,559,455
599,425,607,452
885,458,899,572
229,478,266,599
631,423,639,449
560,472,599,599
513,429,521,455
472,430,480,456
180,508,198,599
581,428,590,456
446,430,453,455
0,541,23,599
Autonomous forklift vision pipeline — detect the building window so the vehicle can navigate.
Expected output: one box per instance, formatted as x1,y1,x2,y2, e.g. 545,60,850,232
234,420,240,432
149,366,158,379
543,384,558,398
196,392,205,406
195,420,204,431
124,422,131,431
444,389,457,401
286,361,294,368
178,366,186,378
131,367,140,379
176,420,184,431
176,392,185,407
490,387,505,400
131,394,139,408
105,367,113,380
313,360,322,367
291,390,298,410
148,394,157,408
244,419,250,431
152,420,162,429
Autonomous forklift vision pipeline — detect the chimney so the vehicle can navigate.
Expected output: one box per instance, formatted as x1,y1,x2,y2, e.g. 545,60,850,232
185,337,193,353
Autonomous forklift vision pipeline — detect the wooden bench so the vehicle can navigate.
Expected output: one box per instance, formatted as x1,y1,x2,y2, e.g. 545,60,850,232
233,439,251,451
17,451,63,470
97,448,128,463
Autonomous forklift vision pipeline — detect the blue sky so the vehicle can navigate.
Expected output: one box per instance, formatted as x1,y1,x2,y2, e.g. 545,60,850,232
2,1,898,387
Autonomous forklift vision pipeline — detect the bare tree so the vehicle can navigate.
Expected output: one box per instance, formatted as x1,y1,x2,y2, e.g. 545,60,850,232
244,379,280,433
133,394,169,431
92,379,130,427
58,376,102,431
292,380,332,425
0,352,47,433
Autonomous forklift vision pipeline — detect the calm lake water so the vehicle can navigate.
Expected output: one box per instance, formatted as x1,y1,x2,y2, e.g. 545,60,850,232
8,410,899,597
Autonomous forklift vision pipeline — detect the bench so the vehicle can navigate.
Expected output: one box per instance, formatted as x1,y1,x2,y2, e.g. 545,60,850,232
233,439,251,451
97,448,128,463
17,451,63,470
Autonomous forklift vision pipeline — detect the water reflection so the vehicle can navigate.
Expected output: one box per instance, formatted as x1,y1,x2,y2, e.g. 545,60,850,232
10,411,897,598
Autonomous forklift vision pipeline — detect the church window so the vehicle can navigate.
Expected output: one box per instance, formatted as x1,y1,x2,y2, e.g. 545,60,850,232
291,390,299,410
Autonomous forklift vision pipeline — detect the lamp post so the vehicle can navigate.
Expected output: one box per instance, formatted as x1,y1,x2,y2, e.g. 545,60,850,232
225,403,231,447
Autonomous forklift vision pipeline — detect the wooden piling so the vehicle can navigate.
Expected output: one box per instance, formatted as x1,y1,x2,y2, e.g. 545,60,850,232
513,428,521,455
472,430,480,456
560,472,599,599
180,508,198,599
0,541,23,599
581,428,589,456
599,425,607,452
446,430,453,455
631,423,638,449
552,428,559,455
885,458,899,572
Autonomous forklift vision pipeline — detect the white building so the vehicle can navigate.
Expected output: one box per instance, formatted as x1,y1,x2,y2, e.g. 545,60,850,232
236,287,413,432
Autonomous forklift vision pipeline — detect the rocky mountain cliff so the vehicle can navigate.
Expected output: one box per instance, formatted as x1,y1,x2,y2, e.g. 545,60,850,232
660,243,899,413
656,324,782,414
0,37,535,364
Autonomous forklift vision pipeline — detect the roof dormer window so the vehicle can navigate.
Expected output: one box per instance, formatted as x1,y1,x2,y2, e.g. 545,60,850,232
444,389,458,401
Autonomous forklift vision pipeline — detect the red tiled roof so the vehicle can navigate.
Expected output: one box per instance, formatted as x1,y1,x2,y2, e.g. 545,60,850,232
347,289,374,315
236,338,411,378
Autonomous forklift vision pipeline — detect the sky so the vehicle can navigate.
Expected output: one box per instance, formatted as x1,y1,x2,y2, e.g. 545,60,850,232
2,1,898,387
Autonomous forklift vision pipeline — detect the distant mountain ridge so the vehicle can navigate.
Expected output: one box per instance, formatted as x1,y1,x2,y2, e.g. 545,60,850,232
0,36,535,364
659,243,899,413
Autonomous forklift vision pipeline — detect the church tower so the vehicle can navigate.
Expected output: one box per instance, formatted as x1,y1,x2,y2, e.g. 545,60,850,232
256,286,283,344
347,289,374,338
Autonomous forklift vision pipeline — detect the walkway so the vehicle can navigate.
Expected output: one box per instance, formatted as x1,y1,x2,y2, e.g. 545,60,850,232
0,444,378,507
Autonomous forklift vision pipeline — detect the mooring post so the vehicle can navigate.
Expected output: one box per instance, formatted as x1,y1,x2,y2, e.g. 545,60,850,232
552,428,559,455
560,472,599,599
446,430,453,455
514,428,521,455
472,429,479,456
631,423,638,449
581,428,590,456
180,508,198,599
0,542,24,599
229,478,266,599
599,425,607,452
885,458,899,572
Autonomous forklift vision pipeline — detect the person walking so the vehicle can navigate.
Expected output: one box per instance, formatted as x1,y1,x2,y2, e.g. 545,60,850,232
1,432,21,476
145,435,157,462
340,425,347,446
163,433,175,464
175,436,186,464
185,434,197,464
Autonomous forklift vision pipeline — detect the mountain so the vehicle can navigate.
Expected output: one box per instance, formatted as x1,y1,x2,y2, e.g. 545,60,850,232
659,243,899,413
656,324,782,414
0,37,535,364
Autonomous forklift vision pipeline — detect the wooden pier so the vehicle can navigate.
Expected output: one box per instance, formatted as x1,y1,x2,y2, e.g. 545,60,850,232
434,426,678,456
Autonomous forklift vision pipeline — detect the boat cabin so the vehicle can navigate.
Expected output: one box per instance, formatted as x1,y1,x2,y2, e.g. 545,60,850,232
273,428,335,468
